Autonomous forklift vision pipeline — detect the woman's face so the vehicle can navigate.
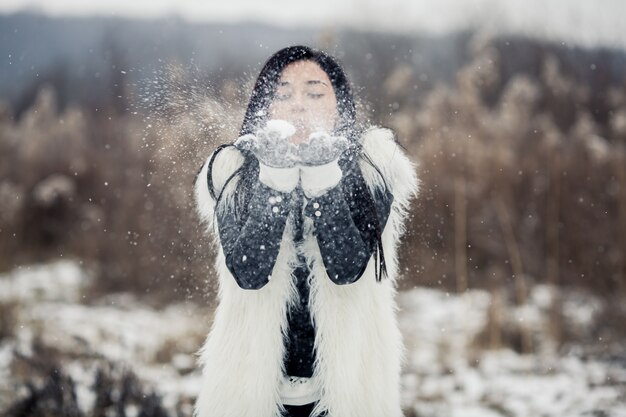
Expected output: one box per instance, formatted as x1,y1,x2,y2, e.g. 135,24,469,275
268,60,338,144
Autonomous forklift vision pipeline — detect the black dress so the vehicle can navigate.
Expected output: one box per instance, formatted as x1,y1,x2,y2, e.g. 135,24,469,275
283,186,316,378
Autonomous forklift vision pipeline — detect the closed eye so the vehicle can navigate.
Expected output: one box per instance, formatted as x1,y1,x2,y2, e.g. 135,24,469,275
275,93,291,101
308,93,324,99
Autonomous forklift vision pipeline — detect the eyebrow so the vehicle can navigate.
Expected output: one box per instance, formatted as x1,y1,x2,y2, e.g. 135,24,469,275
306,80,328,86
277,80,328,87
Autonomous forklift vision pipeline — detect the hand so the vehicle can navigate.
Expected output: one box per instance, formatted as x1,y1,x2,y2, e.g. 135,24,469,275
234,120,300,168
297,131,350,166
234,120,301,192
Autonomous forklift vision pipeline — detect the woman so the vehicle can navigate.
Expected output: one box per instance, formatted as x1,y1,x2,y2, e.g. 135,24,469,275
193,45,419,417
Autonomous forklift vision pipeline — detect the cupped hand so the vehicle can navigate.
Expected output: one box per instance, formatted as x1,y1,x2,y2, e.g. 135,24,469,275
297,131,350,166
233,119,300,168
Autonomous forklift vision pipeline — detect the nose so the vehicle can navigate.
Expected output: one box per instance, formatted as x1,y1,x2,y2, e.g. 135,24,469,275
291,103,305,114
290,93,306,113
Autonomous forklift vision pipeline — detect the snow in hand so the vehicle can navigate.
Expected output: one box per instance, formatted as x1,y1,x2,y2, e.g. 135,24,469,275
235,119,350,167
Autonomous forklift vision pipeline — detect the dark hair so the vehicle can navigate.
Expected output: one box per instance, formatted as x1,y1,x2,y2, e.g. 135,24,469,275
207,45,390,282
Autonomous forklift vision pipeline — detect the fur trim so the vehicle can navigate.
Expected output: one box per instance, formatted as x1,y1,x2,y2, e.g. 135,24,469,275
194,225,299,417
193,127,419,417
358,126,420,287
194,146,245,240
301,127,419,417
359,126,420,216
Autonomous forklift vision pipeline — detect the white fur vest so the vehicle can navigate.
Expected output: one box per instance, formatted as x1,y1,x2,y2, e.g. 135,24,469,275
193,126,419,417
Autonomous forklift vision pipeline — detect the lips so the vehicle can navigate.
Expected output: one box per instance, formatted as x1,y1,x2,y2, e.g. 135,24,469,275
292,119,307,130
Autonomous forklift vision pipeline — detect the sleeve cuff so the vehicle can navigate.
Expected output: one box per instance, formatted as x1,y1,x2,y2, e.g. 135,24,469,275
300,159,342,198
258,163,300,193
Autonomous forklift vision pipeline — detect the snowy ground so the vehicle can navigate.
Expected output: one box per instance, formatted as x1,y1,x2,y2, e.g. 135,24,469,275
1,260,625,416
398,288,626,417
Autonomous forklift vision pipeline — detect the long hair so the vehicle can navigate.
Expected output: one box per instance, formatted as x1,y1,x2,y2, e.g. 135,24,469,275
206,45,390,281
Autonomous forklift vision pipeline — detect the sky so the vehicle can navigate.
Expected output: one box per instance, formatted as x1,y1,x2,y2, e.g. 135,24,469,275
2,0,626,50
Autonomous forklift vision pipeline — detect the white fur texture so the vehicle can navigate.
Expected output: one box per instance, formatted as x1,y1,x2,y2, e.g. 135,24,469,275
193,128,419,417
194,146,245,242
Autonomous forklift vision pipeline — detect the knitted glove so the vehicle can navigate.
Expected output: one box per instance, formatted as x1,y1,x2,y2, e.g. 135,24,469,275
297,131,350,166
234,120,301,192
235,119,301,168
298,131,350,198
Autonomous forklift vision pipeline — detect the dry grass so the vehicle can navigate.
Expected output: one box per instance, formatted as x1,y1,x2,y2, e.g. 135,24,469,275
0,301,17,342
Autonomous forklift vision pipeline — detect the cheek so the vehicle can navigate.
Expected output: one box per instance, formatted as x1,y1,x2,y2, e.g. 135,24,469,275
313,98,338,127
268,102,288,119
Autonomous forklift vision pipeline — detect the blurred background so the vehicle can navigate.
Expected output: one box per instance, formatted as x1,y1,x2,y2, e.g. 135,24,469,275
1,1,625,416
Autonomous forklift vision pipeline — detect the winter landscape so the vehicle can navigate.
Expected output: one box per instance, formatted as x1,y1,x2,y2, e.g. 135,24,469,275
1,1,626,416
1,260,624,416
